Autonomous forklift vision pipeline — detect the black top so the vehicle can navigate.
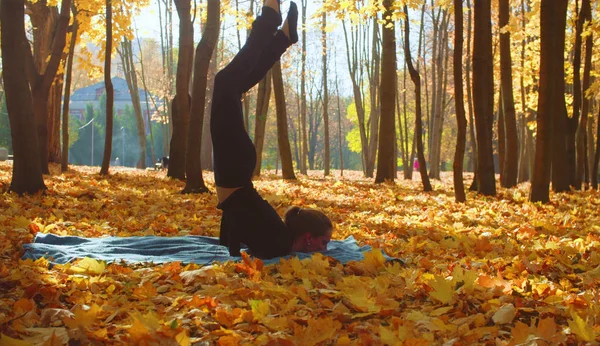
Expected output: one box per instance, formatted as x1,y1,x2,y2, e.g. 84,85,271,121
218,185,293,259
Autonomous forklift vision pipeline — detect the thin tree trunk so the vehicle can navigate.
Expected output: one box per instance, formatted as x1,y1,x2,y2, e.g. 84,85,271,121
575,0,592,189
48,75,64,163
592,105,600,189
499,0,519,188
299,0,308,174
252,72,272,177
472,0,496,196
550,1,570,193
453,0,467,202
367,16,380,178
100,0,114,175
497,88,505,183
201,42,218,171
1,0,47,194
273,61,296,180
61,5,78,173
136,32,156,166
403,4,432,192
530,0,568,202
466,0,478,189
375,0,395,183
183,0,219,193
168,0,194,180
119,39,147,169
322,10,330,176
518,0,529,183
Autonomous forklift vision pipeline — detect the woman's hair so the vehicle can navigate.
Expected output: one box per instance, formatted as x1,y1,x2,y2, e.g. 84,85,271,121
284,206,333,238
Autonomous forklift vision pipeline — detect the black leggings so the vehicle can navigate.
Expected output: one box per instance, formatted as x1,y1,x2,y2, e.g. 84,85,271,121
210,7,290,188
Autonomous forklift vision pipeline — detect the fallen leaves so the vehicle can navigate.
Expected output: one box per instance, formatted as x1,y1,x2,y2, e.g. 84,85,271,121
0,163,599,344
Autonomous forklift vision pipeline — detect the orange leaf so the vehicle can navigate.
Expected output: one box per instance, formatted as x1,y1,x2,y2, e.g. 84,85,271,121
14,298,35,314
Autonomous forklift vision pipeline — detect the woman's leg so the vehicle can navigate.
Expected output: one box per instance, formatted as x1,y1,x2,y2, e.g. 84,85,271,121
211,5,281,191
239,31,290,94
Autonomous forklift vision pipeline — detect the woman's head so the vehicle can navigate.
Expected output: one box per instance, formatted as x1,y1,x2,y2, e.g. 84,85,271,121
285,206,333,253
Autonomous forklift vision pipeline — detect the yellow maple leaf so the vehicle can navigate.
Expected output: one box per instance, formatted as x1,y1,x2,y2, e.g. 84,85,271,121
429,275,454,304
249,299,270,322
69,257,106,275
128,311,160,343
64,304,101,329
0,333,30,346
568,311,594,342
175,330,190,346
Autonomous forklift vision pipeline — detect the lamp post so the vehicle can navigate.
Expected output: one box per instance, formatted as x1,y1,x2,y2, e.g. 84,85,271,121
121,126,125,166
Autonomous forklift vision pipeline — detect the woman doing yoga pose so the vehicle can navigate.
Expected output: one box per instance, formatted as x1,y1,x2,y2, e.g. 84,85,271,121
210,0,333,259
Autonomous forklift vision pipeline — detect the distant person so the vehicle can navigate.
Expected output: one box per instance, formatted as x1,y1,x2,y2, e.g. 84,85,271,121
161,156,169,170
413,158,420,171
210,0,333,259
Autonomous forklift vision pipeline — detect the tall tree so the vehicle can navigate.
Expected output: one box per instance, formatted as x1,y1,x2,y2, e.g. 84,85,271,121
574,0,592,189
549,0,569,193
366,16,381,178
472,0,496,196
466,0,478,190
530,0,569,203
168,0,194,180
321,9,330,176
61,4,79,173
1,0,47,194
453,0,467,203
403,4,432,192
272,61,296,180
299,0,308,174
253,72,272,177
136,31,156,166
375,0,395,183
183,0,220,193
26,0,72,174
499,0,519,188
100,0,114,176
118,38,147,169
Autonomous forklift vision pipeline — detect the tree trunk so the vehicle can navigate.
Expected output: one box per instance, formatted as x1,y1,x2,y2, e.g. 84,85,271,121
517,0,529,183
530,0,568,203
183,0,220,194
497,89,505,183
499,0,519,188
366,16,381,179
61,5,78,173
252,72,272,177
342,22,369,176
272,61,296,180
430,10,449,180
119,39,147,169
100,0,114,176
453,0,467,203
201,44,218,171
136,34,156,166
336,79,344,178
593,106,600,190
375,0,396,184
299,0,308,174
168,0,194,180
27,0,72,174
403,4,432,192
322,10,330,177
472,0,496,196
575,0,592,189
48,75,64,163
466,0,478,190
1,0,47,194
550,0,569,193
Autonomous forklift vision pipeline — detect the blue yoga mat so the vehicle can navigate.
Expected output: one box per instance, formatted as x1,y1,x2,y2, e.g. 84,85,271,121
22,233,393,266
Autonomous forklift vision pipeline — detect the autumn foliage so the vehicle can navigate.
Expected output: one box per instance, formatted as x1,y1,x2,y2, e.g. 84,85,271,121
0,162,599,344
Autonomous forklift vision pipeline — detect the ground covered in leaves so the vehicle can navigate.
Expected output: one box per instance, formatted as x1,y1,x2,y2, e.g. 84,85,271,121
0,162,599,345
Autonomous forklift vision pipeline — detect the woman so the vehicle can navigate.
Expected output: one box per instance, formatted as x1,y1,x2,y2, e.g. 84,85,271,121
210,0,333,259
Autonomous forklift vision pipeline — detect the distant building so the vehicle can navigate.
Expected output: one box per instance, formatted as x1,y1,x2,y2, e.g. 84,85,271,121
68,77,163,127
